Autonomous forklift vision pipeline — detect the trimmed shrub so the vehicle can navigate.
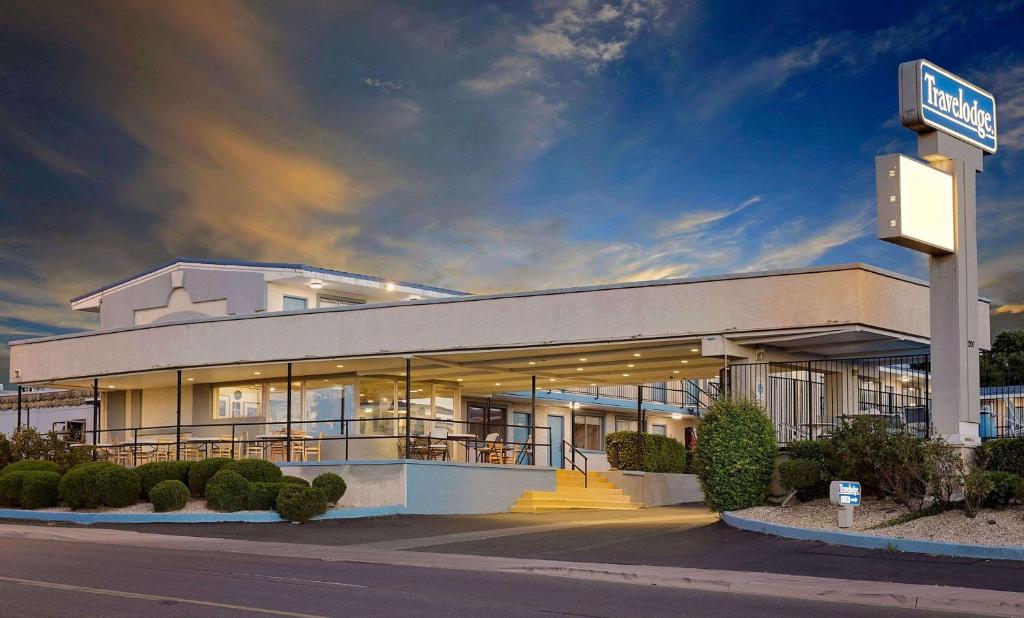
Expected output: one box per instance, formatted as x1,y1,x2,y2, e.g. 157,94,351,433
275,485,328,523
605,432,687,473
19,471,61,509
696,398,777,512
58,461,141,509
188,457,232,496
222,459,283,484
976,438,1024,476
963,468,994,518
312,472,346,504
149,480,190,512
135,461,191,498
6,428,93,472
828,416,893,497
0,472,30,506
282,475,310,486
985,471,1019,508
205,470,251,512
247,482,284,510
0,459,62,477
778,459,826,501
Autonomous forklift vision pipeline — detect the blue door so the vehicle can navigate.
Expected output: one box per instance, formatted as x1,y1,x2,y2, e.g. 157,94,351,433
548,414,564,468
512,412,532,465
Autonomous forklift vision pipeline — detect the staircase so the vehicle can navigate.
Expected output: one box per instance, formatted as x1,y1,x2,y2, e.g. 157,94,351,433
510,469,643,512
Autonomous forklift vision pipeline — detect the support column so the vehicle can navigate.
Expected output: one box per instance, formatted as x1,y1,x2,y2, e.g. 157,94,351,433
531,375,537,466
637,385,644,464
175,370,182,461
404,357,411,455
920,132,983,444
286,362,293,462
16,385,22,429
92,379,99,460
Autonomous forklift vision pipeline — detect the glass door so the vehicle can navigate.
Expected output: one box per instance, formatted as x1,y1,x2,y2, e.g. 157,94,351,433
512,412,532,465
548,414,564,468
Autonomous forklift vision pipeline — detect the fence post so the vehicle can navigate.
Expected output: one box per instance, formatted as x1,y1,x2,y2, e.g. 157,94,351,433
404,356,412,457
92,379,99,460
16,385,22,429
175,370,182,461
286,362,293,463
531,375,537,466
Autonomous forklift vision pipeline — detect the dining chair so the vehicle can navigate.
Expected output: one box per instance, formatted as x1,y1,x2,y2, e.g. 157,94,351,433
212,435,235,459
242,432,265,460
427,427,450,461
304,432,323,462
475,432,501,463
289,431,307,462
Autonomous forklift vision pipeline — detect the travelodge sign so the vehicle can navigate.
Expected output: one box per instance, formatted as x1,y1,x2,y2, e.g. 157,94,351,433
899,59,997,153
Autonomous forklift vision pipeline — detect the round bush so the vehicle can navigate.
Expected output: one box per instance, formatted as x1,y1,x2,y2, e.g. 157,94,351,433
0,459,61,477
58,461,141,510
247,482,284,510
150,479,190,512
188,457,233,496
275,485,328,523
19,471,62,509
985,471,1019,508
312,472,346,504
0,472,30,506
222,459,283,484
136,461,191,498
778,458,826,502
282,475,310,486
696,398,777,512
977,438,1024,476
205,470,251,512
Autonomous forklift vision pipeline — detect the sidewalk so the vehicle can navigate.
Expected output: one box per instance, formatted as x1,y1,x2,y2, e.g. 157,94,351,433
3,507,1024,616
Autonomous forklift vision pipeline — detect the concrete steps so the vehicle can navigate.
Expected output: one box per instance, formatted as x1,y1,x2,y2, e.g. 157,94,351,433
510,470,643,512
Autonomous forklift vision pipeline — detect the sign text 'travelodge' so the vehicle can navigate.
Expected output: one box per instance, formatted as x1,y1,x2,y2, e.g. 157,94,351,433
899,59,997,153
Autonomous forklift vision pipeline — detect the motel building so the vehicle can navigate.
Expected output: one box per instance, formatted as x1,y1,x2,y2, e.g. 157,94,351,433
4,258,991,514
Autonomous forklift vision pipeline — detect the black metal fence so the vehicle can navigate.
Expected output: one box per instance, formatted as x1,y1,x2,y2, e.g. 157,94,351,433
725,355,931,446
981,351,1024,439
554,379,719,413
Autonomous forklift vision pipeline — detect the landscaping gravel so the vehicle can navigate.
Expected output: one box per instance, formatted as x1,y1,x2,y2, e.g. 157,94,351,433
736,500,1024,547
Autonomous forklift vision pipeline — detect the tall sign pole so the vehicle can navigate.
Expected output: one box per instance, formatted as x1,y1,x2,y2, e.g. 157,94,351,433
879,59,996,447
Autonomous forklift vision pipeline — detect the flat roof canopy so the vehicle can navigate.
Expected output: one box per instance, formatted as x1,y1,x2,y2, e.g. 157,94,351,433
12,264,987,389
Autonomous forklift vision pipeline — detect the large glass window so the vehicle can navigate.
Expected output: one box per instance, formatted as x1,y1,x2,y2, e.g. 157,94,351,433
305,379,347,436
357,379,397,435
400,382,432,436
215,384,262,419
615,418,638,432
267,382,302,432
467,403,506,440
434,385,456,430
573,415,603,451
651,424,667,436
282,295,308,311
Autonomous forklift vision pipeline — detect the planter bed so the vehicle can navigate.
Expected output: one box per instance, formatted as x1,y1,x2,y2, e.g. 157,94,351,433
735,499,1024,547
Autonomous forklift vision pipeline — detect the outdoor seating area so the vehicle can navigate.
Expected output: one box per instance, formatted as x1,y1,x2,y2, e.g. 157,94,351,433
95,430,325,467
397,428,534,465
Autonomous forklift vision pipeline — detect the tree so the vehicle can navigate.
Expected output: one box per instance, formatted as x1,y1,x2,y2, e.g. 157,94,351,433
981,330,1024,387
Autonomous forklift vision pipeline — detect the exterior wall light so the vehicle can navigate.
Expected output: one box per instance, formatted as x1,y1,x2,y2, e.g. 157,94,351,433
309,281,323,289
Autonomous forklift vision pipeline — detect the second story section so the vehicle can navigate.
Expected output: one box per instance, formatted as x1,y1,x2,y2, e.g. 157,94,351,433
70,258,469,330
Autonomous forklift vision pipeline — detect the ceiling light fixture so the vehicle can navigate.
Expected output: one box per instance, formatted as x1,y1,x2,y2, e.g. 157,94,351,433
627,364,635,368
336,364,344,368
309,280,323,290
690,348,699,353
549,378,556,382
672,413,684,420
576,367,584,371
495,382,502,386
579,358,587,362
187,377,195,381
633,353,642,357
253,371,261,375
622,373,630,377
528,361,536,365
385,282,395,291
680,360,689,364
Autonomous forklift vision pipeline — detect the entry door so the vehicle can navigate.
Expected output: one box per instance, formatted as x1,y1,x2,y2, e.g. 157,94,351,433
548,414,564,468
512,412,532,464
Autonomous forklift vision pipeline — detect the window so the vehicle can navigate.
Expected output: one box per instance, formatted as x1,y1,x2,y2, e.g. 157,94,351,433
282,295,308,311
615,418,638,432
401,382,432,436
215,384,262,419
573,415,603,451
267,381,302,430
467,403,506,440
434,385,456,430
318,295,365,308
305,379,347,436
357,379,396,435
652,424,667,436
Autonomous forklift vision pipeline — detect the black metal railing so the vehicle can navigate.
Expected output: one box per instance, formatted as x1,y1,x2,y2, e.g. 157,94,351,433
553,379,718,412
726,354,932,446
981,351,1024,440
562,440,588,487
82,415,553,468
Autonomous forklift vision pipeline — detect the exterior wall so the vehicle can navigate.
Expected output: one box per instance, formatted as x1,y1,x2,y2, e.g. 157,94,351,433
278,460,557,514
604,471,704,505
0,405,93,436
12,265,957,384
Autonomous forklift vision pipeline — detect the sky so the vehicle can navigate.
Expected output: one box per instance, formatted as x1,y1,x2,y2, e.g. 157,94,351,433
1,0,1023,383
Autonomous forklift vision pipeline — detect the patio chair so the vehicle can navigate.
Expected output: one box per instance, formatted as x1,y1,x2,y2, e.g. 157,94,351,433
304,433,323,462
514,433,533,465
289,431,307,461
242,433,265,459
426,428,450,461
475,432,501,463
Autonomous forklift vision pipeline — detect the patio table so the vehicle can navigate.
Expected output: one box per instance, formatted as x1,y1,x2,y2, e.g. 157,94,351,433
186,436,224,459
446,433,478,462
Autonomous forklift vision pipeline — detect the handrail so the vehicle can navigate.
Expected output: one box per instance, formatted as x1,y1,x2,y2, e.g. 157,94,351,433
562,440,588,487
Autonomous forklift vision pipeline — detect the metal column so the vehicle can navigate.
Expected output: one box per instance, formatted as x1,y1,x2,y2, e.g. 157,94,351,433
175,370,182,461
16,385,22,429
92,379,99,460
404,357,411,456
286,362,293,462
531,375,537,466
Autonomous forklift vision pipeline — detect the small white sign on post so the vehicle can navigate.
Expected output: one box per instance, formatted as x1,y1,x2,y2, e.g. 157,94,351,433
829,480,861,528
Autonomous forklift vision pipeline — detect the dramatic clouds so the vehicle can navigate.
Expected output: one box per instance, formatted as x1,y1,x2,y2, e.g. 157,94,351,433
1,0,1023,381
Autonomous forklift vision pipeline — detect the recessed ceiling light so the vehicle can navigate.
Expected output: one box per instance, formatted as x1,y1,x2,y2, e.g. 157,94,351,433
457,378,464,382
495,382,502,386
528,361,536,365
633,353,641,357
673,370,680,374
680,360,689,364
385,282,395,291
622,373,630,377
672,413,683,420
579,358,587,362
690,348,699,353
400,372,406,376
253,371,261,375
549,378,556,382
589,383,597,386
107,385,116,389
576,367,584,371
336,364,344,368
309,280,323,289
627,364,635,368
187,377,195,381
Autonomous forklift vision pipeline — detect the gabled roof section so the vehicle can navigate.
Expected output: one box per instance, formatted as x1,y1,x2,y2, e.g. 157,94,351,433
70,257,470,306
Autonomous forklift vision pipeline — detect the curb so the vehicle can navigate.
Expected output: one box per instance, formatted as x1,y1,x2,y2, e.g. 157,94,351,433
722,511,1024,562
0,505,406,525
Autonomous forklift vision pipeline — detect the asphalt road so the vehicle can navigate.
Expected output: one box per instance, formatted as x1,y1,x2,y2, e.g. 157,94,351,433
0,537,951,617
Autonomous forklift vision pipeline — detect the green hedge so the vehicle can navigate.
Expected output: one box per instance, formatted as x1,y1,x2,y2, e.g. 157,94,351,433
246,482,284,510
188,457,233,496
777,459,826,501
0,470,61,509
312,473,346,504
976,438,1024,476
0,459,62,477
58,462,141,510
282,475,310,486
149,480,190,512
275,485,328,523
985,471,1019,508
222,459,283,484
135,461,191,498
604,431,688,473
696,398,777,512
0,472,28,506
205,470,251,512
